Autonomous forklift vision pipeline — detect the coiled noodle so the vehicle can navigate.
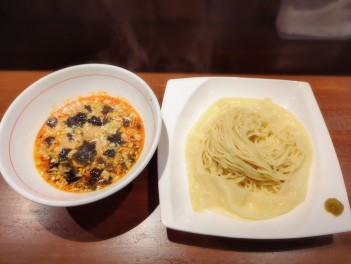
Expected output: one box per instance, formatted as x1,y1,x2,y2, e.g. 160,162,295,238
186,98,313,220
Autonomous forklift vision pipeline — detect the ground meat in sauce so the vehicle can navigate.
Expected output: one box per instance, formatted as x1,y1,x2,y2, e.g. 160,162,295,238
128,155,136,163
102,117,109,125
84,105,92,112
67,133,73,140
34,95,145,193
96,157,105,164
103,176,113,185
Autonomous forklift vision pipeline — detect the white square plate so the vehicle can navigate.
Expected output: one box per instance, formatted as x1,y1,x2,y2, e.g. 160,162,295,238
157,77,351,239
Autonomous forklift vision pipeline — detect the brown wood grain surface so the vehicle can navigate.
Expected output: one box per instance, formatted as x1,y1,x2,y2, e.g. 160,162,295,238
0,71,350,264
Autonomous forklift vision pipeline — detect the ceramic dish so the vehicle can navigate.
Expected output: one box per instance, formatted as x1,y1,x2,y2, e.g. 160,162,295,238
158,77,351,239
0,64,162,207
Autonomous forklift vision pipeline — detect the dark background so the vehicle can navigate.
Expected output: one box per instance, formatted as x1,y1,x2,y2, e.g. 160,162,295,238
1,0,350,74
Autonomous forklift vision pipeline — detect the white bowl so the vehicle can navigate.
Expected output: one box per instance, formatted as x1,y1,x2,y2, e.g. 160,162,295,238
0,64,162,207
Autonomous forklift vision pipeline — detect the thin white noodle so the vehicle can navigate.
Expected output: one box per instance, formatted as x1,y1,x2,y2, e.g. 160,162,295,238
186,98,313,220
201,107,305,193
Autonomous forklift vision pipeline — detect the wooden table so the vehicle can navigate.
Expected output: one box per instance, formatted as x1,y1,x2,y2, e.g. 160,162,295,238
0,71,350,263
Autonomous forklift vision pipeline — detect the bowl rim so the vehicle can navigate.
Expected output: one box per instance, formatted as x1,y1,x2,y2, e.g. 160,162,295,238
0,63,162,207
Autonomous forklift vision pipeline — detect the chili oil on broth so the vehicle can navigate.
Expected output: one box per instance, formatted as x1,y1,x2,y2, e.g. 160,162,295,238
185,97,313,220
34,94,145,193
